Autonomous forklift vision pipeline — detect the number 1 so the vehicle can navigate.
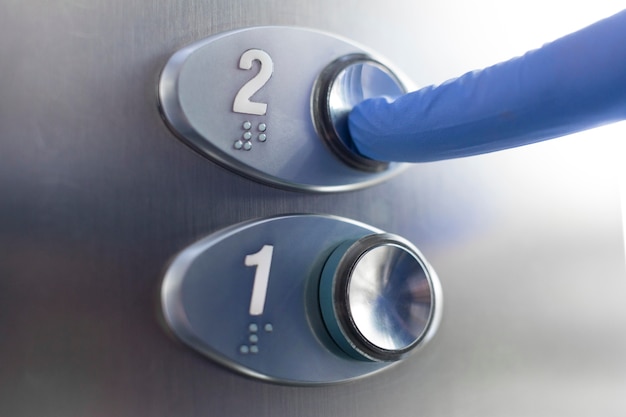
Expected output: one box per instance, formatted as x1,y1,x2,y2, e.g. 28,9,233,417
244,245,274,316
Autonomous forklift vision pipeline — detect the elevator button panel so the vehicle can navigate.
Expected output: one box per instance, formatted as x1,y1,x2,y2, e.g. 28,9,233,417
158,27,412,192
161,215,442,385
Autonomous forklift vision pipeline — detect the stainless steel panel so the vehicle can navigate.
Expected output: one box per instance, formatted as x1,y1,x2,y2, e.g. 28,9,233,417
2,1,626,416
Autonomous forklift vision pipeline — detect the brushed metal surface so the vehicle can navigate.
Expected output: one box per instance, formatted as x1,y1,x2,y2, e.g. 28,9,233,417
2,0,626,416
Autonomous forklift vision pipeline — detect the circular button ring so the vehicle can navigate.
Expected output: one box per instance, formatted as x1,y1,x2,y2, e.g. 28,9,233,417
312,54,408,172
319,233,442,362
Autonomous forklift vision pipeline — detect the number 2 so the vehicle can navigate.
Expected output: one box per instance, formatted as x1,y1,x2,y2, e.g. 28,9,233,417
233,49,274,116
244,244,274,316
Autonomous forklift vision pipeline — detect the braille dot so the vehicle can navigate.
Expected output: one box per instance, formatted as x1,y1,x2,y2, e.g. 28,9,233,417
248,323,258,332
264,323,273,332
249,334,259,343
234,140,243,150
258,123,267,132
242,121,252,130
258,133,267,142
243,142,252,151
243,131,252,140
250,345,259,354
239,345,249,354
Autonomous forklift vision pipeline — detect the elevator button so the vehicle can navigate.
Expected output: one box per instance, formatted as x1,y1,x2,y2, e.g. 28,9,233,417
312,54,407,172
320,233,439,362
158,26,413,192
161,215,442,385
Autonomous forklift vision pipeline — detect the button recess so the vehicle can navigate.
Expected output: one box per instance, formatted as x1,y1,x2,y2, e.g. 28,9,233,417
320,233,441,362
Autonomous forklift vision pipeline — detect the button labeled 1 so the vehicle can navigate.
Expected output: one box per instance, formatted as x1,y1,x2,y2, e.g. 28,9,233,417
158,27,413,192
161,215,442,385
320,233,438,362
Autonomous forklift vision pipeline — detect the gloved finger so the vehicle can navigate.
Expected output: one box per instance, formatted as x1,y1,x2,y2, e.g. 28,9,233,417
348,9,626,163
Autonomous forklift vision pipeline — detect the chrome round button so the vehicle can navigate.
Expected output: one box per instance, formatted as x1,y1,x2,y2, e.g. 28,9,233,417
319,234,442,362
312,54,407,172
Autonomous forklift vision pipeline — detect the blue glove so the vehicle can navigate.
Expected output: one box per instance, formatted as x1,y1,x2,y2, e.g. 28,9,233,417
348,10,626,162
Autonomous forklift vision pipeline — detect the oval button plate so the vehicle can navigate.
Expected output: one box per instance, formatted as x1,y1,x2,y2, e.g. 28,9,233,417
158,27,412,192
161,215,441,385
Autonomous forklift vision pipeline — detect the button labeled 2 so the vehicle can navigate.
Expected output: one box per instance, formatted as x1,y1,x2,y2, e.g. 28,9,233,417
158,27,412,192
161,215,442,385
